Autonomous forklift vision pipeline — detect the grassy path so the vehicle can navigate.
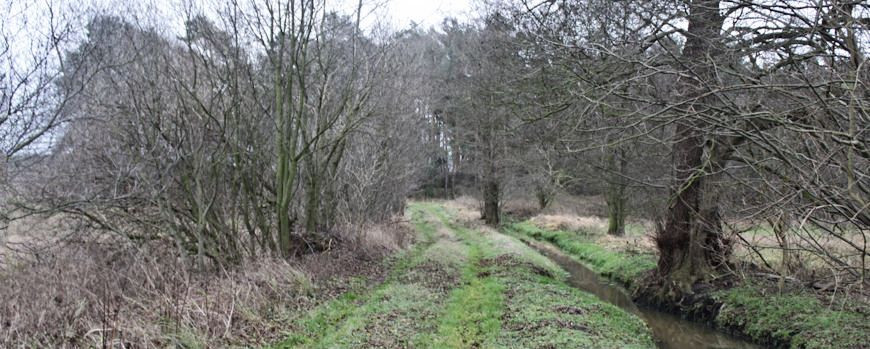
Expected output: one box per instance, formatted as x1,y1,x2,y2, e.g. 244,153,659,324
270,202,654,348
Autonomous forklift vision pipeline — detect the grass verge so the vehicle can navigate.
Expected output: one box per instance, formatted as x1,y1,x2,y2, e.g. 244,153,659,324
503,221,655,286
424,204,654,348
715,285,869,348
271,205,448,348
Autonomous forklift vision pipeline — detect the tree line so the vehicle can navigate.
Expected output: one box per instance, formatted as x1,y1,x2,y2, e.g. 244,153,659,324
3,1,429,264
412,0,868,298
1,0,868,301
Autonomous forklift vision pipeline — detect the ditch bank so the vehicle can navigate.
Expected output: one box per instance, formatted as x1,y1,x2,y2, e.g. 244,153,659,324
504,221,869,349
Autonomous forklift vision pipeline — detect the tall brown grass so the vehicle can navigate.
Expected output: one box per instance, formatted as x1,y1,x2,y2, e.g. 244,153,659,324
1,239,313,348
0,221,411,348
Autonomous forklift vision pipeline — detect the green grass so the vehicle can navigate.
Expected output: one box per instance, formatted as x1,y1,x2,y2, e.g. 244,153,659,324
429,205,654,348
495,271,653,349
417,205,507,348
320,283,445,347
271,205,444,348
715,285,870,349
503,221,656,286
426,277,505,348
273,292,362,347
270,202,656,348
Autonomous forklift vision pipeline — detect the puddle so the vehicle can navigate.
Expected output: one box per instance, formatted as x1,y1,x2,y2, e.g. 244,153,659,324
528,241,763,349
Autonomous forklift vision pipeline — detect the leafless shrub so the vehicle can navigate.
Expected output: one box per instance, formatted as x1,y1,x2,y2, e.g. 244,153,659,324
0,237,313,348
337,220,414,258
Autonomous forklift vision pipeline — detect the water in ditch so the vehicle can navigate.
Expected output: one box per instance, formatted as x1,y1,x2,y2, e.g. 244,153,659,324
528,241,764,349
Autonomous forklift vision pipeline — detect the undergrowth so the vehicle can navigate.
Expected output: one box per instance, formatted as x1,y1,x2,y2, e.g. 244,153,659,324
1,220,410,347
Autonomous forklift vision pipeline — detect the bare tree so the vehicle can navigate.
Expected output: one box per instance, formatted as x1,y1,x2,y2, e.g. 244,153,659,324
0,1,92,235
496,0,868,292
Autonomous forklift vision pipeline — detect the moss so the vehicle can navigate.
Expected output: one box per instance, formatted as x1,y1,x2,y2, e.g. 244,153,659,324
715,286,869,349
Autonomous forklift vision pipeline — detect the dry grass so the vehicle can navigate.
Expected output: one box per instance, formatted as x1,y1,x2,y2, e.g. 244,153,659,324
540,193,608,217
528,214,607,232
514,193,868,291
500,199,539,220
0,240,312,348
732,227,870,283
443,196,482,223
595,232,656,253
1,215,69,266
0,220,411,348
338,220,414,256
441,194,609,230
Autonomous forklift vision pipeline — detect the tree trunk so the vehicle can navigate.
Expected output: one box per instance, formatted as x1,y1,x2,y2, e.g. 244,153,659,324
482,147,500,226
304,172,319,233
276,149,297,257
536,184,552,210
606,195,626,236
656,0,729,292
607,201,626,236
657,125,706,280
605,146,628,236
483,178,500,226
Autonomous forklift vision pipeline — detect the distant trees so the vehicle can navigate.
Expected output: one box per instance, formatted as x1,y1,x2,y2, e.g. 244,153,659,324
415,16,527,226
0,2,77,159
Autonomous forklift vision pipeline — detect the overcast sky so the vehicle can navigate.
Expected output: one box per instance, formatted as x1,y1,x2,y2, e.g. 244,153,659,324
376,0,473,29
2,0,475,72
4,0,476,42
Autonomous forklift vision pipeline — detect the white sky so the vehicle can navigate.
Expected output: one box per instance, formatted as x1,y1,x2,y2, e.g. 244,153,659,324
375,0,473,29
3,0,475,40
2,0,475,73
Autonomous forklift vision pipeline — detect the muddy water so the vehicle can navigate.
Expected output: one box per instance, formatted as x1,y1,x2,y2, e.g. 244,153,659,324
529,241,763,349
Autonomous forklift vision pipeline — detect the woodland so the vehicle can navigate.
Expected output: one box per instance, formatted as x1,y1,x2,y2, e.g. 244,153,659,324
0,0,867,347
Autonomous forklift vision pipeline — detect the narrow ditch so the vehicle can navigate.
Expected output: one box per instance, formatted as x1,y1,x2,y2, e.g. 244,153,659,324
527,240,763,349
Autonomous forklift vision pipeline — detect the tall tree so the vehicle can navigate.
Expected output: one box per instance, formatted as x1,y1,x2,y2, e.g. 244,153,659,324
655,0,729,291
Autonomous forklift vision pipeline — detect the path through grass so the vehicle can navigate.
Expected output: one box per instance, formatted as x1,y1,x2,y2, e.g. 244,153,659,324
270,202,654,348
